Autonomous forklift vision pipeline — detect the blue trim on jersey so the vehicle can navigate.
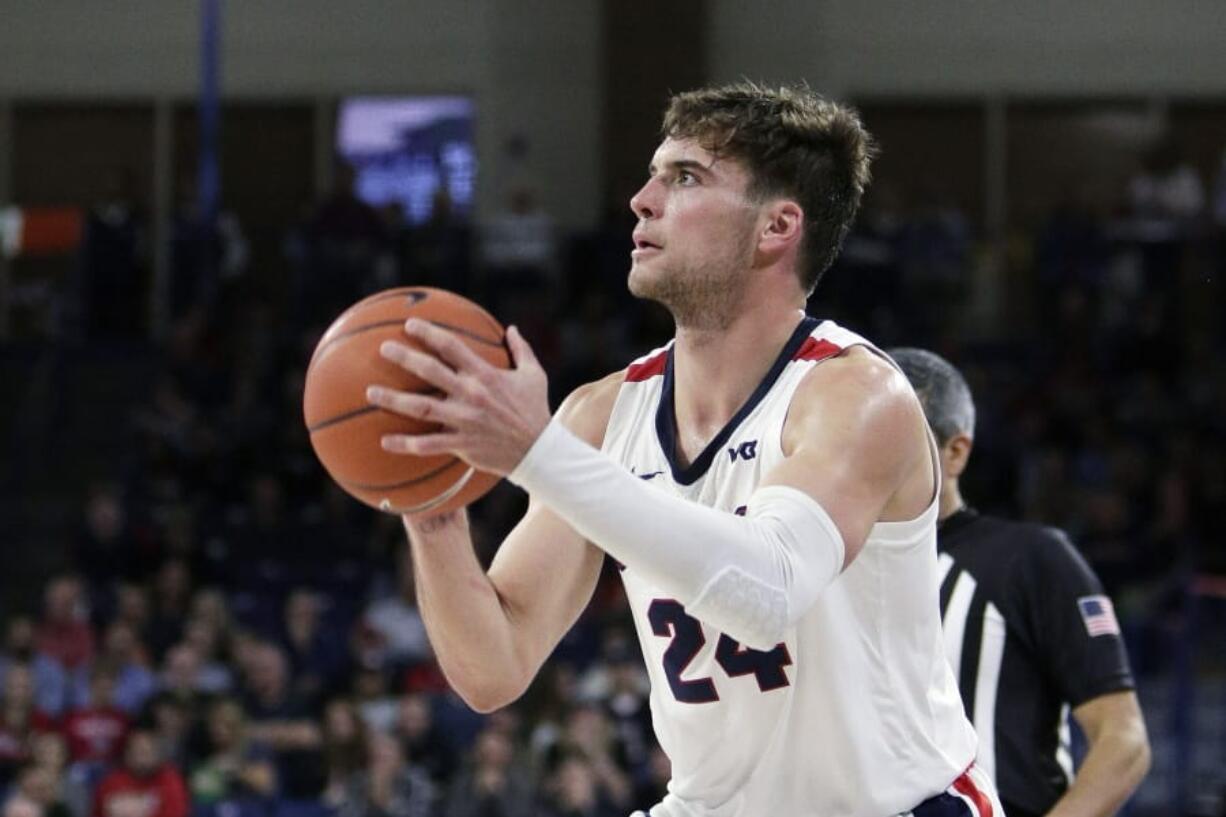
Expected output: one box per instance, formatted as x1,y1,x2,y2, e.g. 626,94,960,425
912,791,973,817
655,315,821,486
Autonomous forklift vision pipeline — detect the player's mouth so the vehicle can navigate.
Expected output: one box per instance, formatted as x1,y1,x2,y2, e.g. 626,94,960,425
632,234,663,257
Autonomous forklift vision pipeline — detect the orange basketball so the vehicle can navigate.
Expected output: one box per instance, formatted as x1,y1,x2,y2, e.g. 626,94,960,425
303,287,510,516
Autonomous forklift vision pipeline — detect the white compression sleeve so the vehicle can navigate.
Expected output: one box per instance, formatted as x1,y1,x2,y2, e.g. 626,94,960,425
508,418,845,650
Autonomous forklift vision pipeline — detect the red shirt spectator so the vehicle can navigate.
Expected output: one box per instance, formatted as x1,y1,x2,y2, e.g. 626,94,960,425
64,666,130,763
63,707,129,764
92,729,188,817
35,576,95,670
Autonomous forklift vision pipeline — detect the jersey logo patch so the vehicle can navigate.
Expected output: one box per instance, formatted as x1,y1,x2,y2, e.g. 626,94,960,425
1077,595,1120,637
727,440,758,462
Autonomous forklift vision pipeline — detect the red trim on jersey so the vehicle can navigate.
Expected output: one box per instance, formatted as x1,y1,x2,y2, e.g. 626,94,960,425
792,337,843,362
626,351,667,382
952,768,994,817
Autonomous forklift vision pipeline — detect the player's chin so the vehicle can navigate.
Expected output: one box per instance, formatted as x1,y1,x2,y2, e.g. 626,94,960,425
628,263,662,298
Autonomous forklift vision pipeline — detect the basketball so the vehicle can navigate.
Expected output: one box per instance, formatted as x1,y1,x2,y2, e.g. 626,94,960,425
303,286,511,516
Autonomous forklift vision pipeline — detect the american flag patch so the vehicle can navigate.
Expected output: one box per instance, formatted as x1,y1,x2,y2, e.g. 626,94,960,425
1077,595,1120,637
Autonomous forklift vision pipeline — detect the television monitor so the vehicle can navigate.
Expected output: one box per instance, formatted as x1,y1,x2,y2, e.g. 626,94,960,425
335,96,476,225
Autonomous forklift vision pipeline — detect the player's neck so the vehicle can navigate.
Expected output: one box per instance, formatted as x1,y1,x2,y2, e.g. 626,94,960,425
671,302,806,458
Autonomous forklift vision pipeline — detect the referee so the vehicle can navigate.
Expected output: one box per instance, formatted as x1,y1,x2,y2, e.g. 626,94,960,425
891,348,1151,817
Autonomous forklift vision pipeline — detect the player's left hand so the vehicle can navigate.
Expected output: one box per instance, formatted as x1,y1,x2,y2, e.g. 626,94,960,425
365,318,552,476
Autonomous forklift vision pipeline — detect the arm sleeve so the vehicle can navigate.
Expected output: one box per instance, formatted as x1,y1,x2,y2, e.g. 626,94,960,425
1018,528,1136,707
508,418,845,650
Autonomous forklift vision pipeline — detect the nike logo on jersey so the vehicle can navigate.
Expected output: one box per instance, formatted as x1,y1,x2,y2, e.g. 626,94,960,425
727,440,758,462
637,470,665,481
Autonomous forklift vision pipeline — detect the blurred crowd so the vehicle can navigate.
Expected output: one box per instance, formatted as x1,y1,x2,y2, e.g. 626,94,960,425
2,139,1226,817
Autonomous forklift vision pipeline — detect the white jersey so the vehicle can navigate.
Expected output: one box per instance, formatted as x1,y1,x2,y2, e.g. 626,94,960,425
602,317,979,817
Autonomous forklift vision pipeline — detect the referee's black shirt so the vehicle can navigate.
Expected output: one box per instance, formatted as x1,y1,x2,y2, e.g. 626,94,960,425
937,508,1136,817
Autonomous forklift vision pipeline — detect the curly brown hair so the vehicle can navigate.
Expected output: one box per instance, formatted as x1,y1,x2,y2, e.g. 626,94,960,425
662,81,876,295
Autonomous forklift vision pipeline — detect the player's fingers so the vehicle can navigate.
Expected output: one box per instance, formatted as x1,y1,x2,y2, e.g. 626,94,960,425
379,431,463,457
404,318,490,375
379,342,461,394
505,325,542,373
365,387,468,427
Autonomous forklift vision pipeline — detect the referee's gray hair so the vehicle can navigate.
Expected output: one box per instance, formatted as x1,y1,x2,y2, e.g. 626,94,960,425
888,347,976,444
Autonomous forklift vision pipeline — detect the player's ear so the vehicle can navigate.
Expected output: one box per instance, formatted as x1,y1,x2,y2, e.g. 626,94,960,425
756,199,804,256
943,433,973,479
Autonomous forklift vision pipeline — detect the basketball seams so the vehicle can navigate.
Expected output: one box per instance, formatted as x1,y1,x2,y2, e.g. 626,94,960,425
339,456,465,491
306,404,381,433
309,317,504,365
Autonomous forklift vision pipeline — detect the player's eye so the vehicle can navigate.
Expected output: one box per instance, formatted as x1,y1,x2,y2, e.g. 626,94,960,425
676,169,698,185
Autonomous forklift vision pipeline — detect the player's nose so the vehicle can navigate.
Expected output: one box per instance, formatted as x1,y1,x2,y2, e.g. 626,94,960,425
630,177,662,220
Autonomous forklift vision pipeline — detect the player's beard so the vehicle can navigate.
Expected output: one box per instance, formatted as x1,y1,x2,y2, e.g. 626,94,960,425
629,222,756,332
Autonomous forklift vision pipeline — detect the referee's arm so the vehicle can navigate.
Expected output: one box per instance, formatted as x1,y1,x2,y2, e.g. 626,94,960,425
1029,532,1151,817
1046,691,1151,817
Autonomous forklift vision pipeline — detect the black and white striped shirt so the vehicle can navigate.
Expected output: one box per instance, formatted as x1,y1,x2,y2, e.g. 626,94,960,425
937,508,1135,817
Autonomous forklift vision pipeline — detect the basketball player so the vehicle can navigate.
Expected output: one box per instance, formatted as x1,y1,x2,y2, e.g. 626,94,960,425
890,348,1151,817
365,83,1001,816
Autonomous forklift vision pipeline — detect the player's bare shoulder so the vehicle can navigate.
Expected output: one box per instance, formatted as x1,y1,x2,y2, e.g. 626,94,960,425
781,345,932,518
785,347,920,442
554,370,626,448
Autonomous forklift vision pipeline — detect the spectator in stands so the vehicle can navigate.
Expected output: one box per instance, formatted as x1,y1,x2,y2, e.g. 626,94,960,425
91,729,188,817
147,561,193,660
404,187,472,293
168,171,249,331
296,161,386,328
393,694,456,791
35,577,95,674
79,167,145,341
0,617,74,719
8,765,73,817
2,788,41,817
222,474,300,570
442,728,534,817
187,697,277,806
632,747,670,813
552,706,631,813
0,665,55,787
60,666,129,767
238,643,323,799
157,644,208,714
28,733,91,817
524,664,579,767
320,698,368,807
111,587,152,649
539,753,622,817
74,484,144,603
187,590,233,642
141,694,191,770
180,619,233,696
478,186,557,316
94,623,157,718
333,732,435,817
593,642,652,782
279,590,348,710
360,559,431,674
349,669,398,736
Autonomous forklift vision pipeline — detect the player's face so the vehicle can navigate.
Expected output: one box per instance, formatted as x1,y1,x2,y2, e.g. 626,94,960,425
628,137,762,328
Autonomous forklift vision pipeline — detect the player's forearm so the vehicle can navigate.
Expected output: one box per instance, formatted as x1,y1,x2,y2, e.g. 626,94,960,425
1045,722,1151,817
402,512,531,711
508,419,844,650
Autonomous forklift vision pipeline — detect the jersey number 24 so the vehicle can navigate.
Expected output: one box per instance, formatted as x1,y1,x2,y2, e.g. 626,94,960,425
648,599,792,703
